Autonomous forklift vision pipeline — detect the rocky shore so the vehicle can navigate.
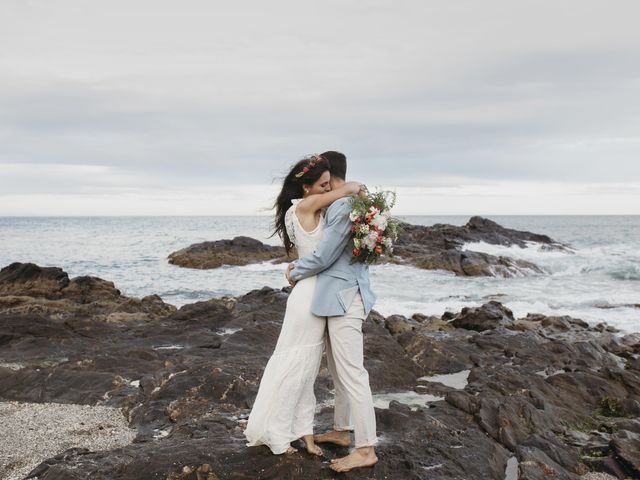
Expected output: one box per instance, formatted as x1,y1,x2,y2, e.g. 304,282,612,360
167,216,574,277
1,262,639,480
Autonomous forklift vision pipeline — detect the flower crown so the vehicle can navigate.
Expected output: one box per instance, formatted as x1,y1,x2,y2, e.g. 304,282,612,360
295,154,324,178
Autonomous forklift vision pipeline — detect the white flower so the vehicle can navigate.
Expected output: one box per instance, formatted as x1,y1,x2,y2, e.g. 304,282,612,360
369,206,380,215
358,224,370,235
353,238,361,248
362,231,378,250
370,215,388,231
349,210,360,222
383,237,392,248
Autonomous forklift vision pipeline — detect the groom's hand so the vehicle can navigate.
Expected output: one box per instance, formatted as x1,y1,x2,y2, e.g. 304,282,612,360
286,263,297,287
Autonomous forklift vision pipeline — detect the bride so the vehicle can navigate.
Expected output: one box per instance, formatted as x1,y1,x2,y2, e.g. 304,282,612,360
244,154,361,456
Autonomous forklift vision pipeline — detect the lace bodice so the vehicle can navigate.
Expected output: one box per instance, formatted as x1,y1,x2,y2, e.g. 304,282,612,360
285,199,325,258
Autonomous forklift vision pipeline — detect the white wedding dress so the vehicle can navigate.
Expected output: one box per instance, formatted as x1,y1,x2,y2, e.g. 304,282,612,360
244,199,327,454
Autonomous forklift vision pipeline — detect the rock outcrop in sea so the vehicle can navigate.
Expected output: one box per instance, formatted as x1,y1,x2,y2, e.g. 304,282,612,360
168,236,289,269
1,262,638,479
391,215,573,277
167,216,574,277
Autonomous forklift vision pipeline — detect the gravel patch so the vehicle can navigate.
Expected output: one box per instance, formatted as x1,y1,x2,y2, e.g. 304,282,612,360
0,400,136,480
581,473,620,480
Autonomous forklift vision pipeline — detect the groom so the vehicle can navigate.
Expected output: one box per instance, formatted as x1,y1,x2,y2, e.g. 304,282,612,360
286,151,378,472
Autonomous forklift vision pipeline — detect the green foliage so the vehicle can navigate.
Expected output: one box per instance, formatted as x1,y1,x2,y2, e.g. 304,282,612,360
560,417,598,433
596,396,620,417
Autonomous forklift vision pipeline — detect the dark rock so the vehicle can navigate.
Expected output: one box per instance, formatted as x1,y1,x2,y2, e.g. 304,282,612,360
540,316,572,332
363,314,420,390
2,264,640,479
611,429,640,476
391,216,573,278
384,314,414,335
517,445,581,479
0,262,176,321
167,236,290,269
450,301,515,331
441,310,455,320
410,313,429,322
168,217,573,278
61,276,121,303
0,262,70,298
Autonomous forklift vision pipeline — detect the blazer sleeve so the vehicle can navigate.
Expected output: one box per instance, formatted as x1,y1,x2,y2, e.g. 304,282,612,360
290,197,352,282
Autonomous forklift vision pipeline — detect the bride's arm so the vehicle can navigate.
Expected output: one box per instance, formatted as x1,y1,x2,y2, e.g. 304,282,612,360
298,181,361,214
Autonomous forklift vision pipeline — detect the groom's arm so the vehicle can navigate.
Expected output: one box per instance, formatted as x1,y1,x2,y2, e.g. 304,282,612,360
289,197,352,282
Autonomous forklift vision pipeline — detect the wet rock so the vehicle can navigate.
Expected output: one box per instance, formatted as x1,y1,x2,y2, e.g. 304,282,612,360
168,236,290,269
384,314,414,335
0,262,176,321
450,301,515,331
363,314,420,390
610,429,640,476
391,216,573,277
2,264,640,479
61,276,121,303
517,446,581,479
168,217,572,278
511,318,541,331
521,313,590,331
416,315,452,332
0,263,70,299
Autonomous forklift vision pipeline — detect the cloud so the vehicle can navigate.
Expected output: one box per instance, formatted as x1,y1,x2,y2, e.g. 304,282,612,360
1,0,639,213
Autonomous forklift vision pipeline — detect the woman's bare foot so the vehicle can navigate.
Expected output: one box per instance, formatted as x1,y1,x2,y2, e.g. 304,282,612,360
313,430,351,447
330,447,378,472
285,446,298,455
302,435,323,456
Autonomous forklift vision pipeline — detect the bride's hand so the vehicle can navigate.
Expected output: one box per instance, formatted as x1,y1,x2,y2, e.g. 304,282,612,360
286,263,297,287
345,181,362,194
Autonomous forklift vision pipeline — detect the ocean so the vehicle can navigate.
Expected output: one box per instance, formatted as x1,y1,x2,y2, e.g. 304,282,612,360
0,215,638,333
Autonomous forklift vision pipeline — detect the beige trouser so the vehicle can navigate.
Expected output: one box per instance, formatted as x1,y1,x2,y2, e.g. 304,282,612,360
324,291,378,448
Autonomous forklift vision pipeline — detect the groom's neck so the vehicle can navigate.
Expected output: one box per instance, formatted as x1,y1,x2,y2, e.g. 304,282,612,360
331,178,346,190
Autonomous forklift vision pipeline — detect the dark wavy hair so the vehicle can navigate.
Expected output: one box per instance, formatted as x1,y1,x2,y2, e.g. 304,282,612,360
321,150,347,180
272,155,330,255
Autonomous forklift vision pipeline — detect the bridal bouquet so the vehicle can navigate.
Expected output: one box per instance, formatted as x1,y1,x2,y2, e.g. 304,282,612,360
348,186,401,265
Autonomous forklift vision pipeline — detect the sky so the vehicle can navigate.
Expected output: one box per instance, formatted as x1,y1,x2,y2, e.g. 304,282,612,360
1,0,639,215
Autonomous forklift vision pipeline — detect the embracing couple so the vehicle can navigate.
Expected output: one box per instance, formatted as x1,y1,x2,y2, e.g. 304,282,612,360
244,151,378,473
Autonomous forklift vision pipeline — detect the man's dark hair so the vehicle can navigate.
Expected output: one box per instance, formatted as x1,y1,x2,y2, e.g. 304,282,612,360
321,151,347,180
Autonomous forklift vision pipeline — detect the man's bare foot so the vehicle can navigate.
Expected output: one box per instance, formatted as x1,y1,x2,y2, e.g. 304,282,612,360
330,447,378,472
302,435,323,456
284,446,298,455
313,430,351,447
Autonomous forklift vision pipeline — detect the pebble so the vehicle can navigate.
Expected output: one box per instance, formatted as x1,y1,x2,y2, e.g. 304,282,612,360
581,473,619,480
0,400,136,480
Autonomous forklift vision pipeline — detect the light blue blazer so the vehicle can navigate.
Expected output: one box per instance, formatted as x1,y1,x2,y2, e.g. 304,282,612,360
290,197,376,318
